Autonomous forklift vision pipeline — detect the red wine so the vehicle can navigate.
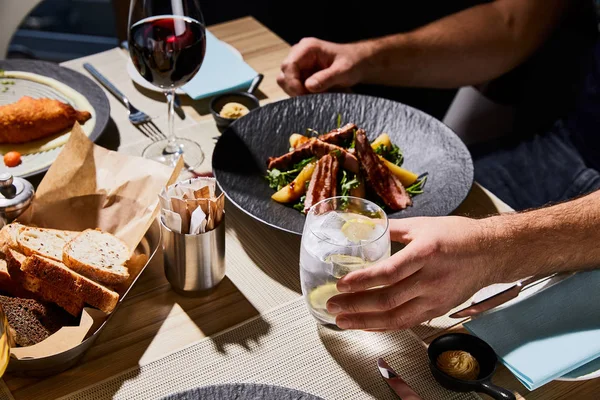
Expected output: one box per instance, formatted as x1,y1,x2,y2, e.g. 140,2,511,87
129,16,206,88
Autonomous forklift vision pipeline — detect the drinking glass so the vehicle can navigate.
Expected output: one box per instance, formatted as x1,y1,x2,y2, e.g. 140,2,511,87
300,197,391,329
128,0,206,168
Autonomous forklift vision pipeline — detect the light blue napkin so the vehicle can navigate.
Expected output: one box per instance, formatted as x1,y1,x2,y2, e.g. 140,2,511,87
181,30,257,100
464,269,600,390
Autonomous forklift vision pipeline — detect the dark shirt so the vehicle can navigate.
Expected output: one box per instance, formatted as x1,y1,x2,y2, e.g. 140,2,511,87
568,41,600,171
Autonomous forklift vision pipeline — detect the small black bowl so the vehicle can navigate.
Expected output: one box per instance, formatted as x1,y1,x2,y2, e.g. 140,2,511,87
428,333,515,400
209,92,260,133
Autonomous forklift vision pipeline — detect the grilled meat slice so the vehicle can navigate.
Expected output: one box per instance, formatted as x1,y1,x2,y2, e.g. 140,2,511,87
355,130,412,210
268,138,358,173
317,123,357,146
304,154,339,213
267,140,314,170
310,140,359,174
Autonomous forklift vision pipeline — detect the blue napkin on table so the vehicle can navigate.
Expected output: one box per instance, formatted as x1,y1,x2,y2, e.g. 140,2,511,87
464,269,600,390
181,30,257,100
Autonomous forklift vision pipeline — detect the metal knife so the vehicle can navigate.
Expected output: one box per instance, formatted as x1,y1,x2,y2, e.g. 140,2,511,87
449,273,569,319
377,358,422,400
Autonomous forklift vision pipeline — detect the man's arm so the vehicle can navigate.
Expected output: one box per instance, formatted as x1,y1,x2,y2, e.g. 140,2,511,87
360,0,570,88
485,189,600,282
325,190,600,331
278,0,571,95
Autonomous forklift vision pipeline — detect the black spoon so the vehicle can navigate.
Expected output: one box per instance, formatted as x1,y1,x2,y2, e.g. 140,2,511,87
428,333,515,400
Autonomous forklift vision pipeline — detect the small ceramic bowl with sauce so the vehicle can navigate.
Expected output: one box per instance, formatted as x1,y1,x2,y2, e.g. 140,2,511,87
210,74,263,133
428,333,515,400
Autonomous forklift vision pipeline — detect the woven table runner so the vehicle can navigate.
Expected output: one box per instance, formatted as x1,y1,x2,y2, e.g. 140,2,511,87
0,381,14,400
59,298,479,400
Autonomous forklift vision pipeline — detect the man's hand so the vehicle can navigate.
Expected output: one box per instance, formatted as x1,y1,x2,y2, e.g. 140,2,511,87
277,0,568,92
277,38,369,96
326,216,500,331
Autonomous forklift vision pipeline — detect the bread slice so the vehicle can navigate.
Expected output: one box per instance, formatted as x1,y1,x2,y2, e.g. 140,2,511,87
0,258,33,298
0,295,72,346
0,223,24,255
22,254,119,314
17,226,79,262
5,249,85,316
62,229,130,285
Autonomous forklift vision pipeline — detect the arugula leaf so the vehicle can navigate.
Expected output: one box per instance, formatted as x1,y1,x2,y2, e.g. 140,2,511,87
339,170,360,208
340,170,360,196
293,195,307,212
292,157,315,171
266,169,289,191
387,144,404,166
406,175,427,196
374,144,403,166
265,157,315,191
336,113,342,129
348,129,356,150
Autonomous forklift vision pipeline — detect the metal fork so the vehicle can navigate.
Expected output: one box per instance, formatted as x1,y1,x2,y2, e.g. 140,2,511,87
83,63,166,142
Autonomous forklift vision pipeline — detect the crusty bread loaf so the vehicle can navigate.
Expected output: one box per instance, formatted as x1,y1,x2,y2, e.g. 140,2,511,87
22,254,119,314
5,249,85,316
17,227,79,262
0,295,73,346
62,229,130,285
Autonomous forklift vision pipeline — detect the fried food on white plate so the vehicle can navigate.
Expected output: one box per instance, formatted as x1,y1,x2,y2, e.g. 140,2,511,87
0,96,92,144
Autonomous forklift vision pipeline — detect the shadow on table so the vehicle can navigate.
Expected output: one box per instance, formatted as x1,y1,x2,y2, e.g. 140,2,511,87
6,263,267,399
131,82,268,119
227,204,302,295
95,116,121,151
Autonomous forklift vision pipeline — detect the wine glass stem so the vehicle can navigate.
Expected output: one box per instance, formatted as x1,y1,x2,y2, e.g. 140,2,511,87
165,89,180,154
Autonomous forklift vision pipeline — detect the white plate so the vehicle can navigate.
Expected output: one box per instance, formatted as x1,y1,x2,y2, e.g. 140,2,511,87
471,273,600,382
126,41,243,95
0,71,96,177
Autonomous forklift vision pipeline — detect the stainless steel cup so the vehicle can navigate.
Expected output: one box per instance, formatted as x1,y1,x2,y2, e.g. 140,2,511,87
160,215,226,295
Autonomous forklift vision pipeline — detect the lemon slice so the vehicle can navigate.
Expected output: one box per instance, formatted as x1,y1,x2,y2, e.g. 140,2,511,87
341,218,376,243
308,282,339,310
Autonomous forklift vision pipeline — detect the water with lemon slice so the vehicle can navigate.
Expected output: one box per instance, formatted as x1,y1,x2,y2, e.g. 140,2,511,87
300,211,390,326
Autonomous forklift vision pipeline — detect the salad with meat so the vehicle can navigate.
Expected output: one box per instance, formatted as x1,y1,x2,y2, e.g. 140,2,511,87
266,119,427,213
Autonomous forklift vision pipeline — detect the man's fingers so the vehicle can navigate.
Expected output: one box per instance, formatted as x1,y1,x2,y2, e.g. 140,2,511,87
337,244,421,292
335,298,434,331
305,66,344,93
327,272,421,314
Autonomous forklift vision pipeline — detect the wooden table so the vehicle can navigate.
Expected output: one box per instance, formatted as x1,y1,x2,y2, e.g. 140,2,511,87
2,16,597,400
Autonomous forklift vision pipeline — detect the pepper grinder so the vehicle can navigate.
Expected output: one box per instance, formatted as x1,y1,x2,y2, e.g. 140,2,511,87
0,173,34,226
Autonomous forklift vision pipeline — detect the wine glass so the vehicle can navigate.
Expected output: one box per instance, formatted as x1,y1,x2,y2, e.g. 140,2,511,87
300,197,390,329
128,0,206,168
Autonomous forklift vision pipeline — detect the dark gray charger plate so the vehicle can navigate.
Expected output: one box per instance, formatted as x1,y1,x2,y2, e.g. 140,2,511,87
213,93,473,235
0,59,110,178
162,383,323,400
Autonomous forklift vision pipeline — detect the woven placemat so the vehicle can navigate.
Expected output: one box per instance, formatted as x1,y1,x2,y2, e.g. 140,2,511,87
0,381,14,400
60,298,479,400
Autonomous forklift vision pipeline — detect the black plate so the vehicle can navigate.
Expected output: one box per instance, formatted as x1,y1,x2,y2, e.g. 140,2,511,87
0,59,110,177
213,93,473,235
163,383,323,400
